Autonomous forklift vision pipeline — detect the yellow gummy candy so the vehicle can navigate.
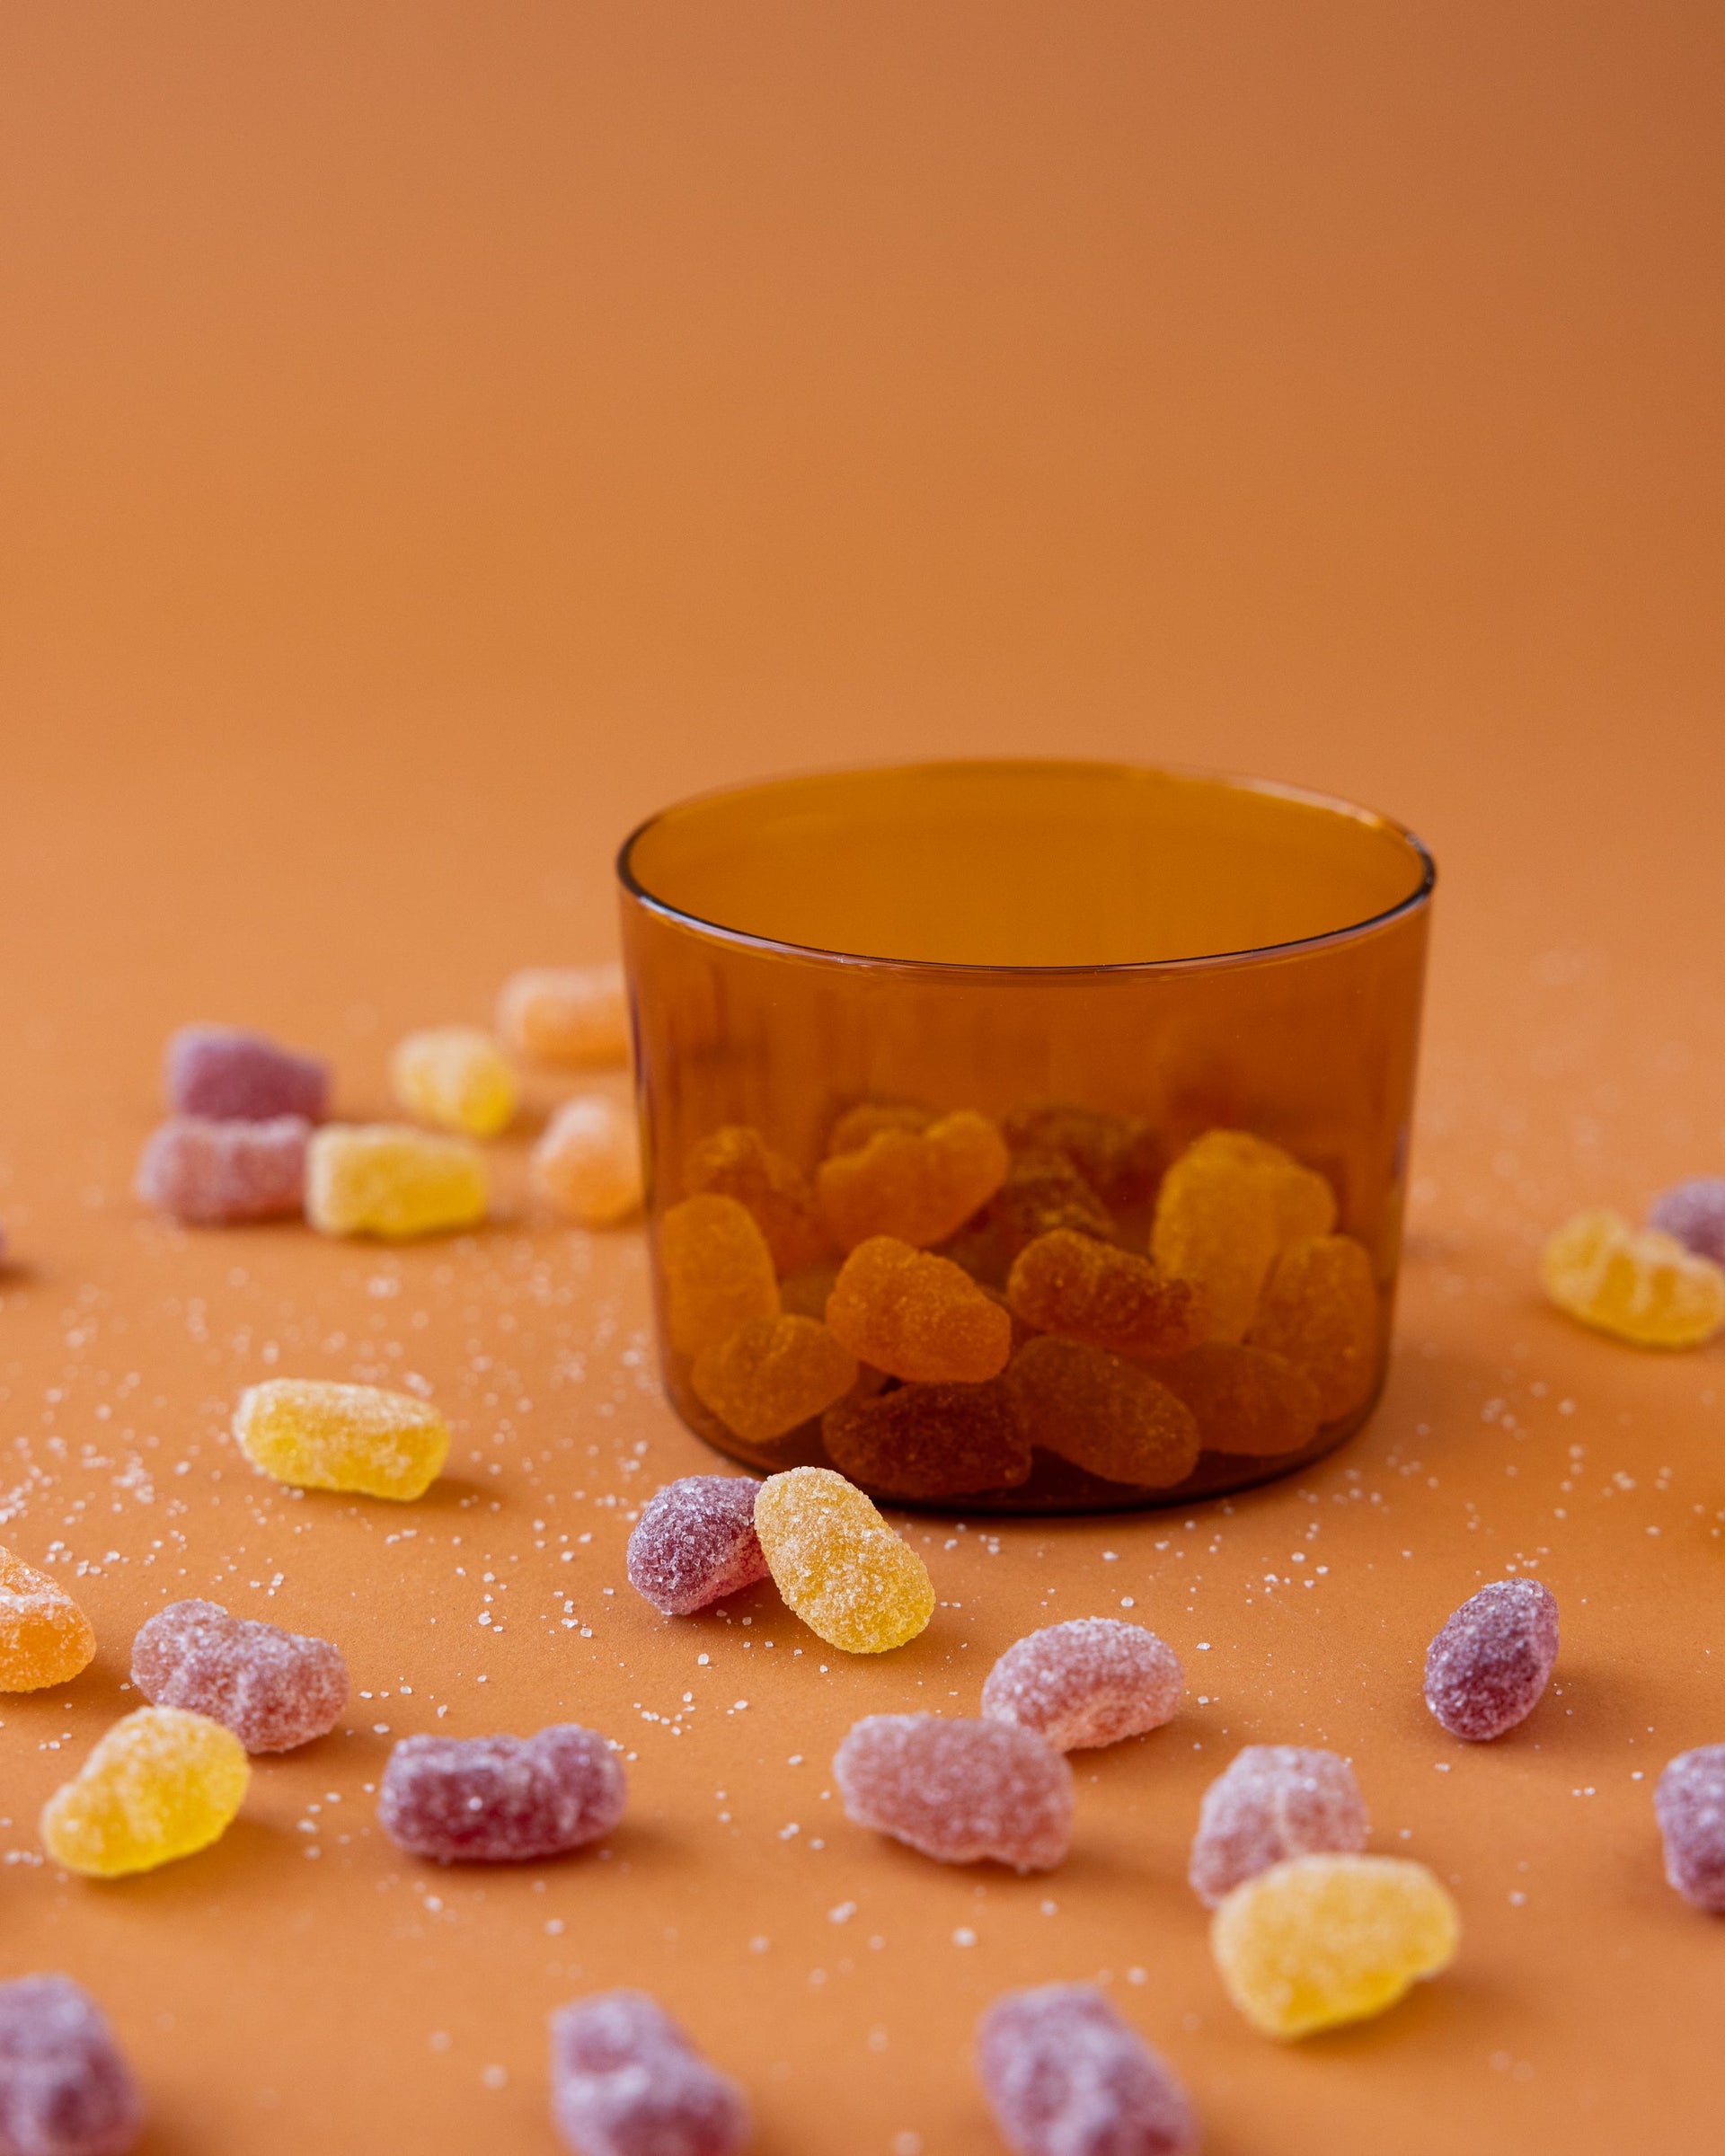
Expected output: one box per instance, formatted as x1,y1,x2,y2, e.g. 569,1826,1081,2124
41,1706,249,1878
234,1378,451,1500
390,1027,518,1137
754,1466,934,1653
1152,1131,1337,1343
306,1123,488,1239
1211,1853,1459,2037
1541,1209,1725,1348
659,1194,781,1358
0,1546,97,1691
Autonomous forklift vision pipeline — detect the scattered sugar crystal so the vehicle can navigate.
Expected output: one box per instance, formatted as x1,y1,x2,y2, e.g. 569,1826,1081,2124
981,1619,1184,1752
549,1990,749,2156
1423,1578,1558,1740
164,1025,329,1124
0,1975,144,2156
625,1478,768,1616
130,1599,348,1753
378,1726,625,1862
834,1713,1072,1871
135,1115,308,1224
1655,1745,1725,1911
977,1983,1197,2156
1189,1745,1369,1906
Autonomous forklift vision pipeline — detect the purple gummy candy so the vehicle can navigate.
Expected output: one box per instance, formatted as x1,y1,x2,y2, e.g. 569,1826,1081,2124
164,1026,330,1125
982,1619,1184,1752
625,1477,768,1616
1649,1178,1725,1268
378,1725,625,1862
135,1116,308,1225
834,1713,1073,1872
0,1975,143,2156
978,1984,1197,2156
130,1599,348,1753
550,1991,751,2156
1189,1745,1369,1907
1423,1577,1559,1741
1655,1745,1725,1911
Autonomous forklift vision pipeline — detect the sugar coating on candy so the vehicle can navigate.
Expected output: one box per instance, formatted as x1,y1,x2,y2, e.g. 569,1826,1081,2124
550,1990,751,2156
0,1976,144,2156
498,963,630,1068
690,1315,857,1443
1210,1853,1459,2038
0,1547,97,1692
234,1378,450,1500
134,1115,308,1225
1189,1745,1369,1907
822,1379,1031,1498
977,1984,1197,2156
825,1100,936,1156
659,1196,781,1358
379,1725,626,1862
1005,1336,1200,1488
626,1478,769,1616
40,1707,249,1878
835,1713,1072,1870
1541,1208,1725,1348
1003,1101,1166,1208
164,1024,330,1125
685,1126,828,1274
1654,1745,1725,1912
987,1150,1117,1255
1006,1231,1208,1359
534,1097,643,1226
130,1599,348,1753
1152,1131,1336,1343
825,1236,1012,1384
1648,1178,1725,1268
1154,1342,1322,1458
754,1467,933,1653
305,1123,488,1239
1423,1578,1558,1741
1247,1234,1378,1419
982,1620,1183,1752
816,1108,1010,1250
390,1026,518,1137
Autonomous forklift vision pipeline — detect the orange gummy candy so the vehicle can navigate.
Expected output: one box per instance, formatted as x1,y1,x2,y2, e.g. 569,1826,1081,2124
1247,1235,1378,1421
1001,1101,1164,1207
690,1314,859,1443
987,1151,1117,1255
684,1126,829,1274
817,1109,1009,1250
659,1194,781,1358
0,1547,97,1691
822,1378,1031,1498
1154,1343,1322,1458
1006,1229,1208,1358
1005,1335,1201,1487
827,1101,938,1156
1151,1131,1337,1342
825,1236,1013,1384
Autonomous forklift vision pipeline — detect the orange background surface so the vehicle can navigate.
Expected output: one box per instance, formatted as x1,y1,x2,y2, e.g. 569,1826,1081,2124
3,5,1725,2150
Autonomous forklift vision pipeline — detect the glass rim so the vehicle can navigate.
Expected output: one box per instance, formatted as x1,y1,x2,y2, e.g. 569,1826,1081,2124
616,755,1437,979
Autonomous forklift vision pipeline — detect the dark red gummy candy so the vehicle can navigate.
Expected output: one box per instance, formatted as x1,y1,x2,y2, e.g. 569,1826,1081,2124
0,1975,144,2156
130,1598,348,1753
550,1990,751,2156
625,1477,768,1616
977,1984,1197,2156
1656,1745,1725,1912
164,1025,331,1125
378,1725,626,1862
1423,1577,1559,1741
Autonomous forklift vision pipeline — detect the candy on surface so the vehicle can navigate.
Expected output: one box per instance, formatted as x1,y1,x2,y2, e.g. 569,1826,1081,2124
982,1619,1183,1752
1648,1177,1725,1267
690,1316,858,1443
164,1024,330,1125
625,1478,770,1616
1654,1745,1725,1912
0,1975,145,2156
1004,1337,1201,1488
659,1196,781,1358
40,1707,249,1878
305,1123,487,1239
824,1236,1013,1384
534,1097,644,1226
550,1990,751,2156
1151,1131,1336,1342
1154,1342,1322,1458
1001,1101,1166,1207
378,1725,626,1862
1005,1231,1208,1359
389,1026,518,1137
987,1150,1118,1255
1209,1852,1459,2037
684,1127,828,1274
1246,1234,1379,1419
1422,1578,1558,1741
129,1599,348,1753
497,962,631,1068
816,1109,1010,1250
1189,1745,1369,1907
753,1467,934,1653
825,1100,936,1156
233,1378,450,1500
976,1984,1198,2156
834,1713,1072,1870
821,1379,1031,1498
0,1548,97,1692
134,1115,308,1225
1540,1208,1725,1348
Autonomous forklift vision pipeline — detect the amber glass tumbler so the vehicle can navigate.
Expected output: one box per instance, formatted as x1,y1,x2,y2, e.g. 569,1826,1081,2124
619,762,1433,1513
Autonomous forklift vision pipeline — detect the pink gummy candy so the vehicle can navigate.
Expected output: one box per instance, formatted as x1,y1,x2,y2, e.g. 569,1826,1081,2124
164,1026,331,1124
1188,1745,1369,1906
981,1619,1184,1752
1655,1745,1725,1911
834,1714,1073,1872
378,1726,626,1862
1649,1178,1725,1267
978,1984,1197,2156
550,1991,751,2156
130,1599,348,1753
0,1975,144,2156
625,1478,769,1616
1423,1577,1559,1741
135,1116,309,1224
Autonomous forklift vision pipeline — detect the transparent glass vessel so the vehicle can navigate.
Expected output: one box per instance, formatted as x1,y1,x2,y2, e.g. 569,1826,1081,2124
619,761,1434,1513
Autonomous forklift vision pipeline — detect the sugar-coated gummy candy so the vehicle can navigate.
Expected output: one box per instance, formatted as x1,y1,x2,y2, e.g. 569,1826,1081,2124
625,1477,770,1616
1154,1341,1322,1458
835,1712,1072,1870
1189,1745,1369,1907
550,1991,751,2156
659,1196,781,1358
0,1975,144,2156
390,1026,518,1137
1648,1177,1725,1268
690,1315,857,1443
982,1619,1183,1752
305,1122,487,1239
1003,1100,1166,1208
987,1150,1118,1254
1210,1852,1459,2037
1654,1745,1725,1912
822,1379,1031,1498
1152,1131,1336,1343
825,1100,936,1156
498,963,630,1068
233,1378,450,1500
754,1467,933,1653
977,1984,1197,2156
379,1725,626,1862
1247,1234,1378,1419
1005,1336,1200,1488
1540,1208,1725,1348
1006,1230,1208,1359
40,1707,249,1878
816,1108,1009,1250
1423,1578,1558,1741
0,1547,97,1692
130,1599,348,1753
684,1126,828,1274
135,1114,308,1225
534,1097,644,1226
164,1024,330,1125
825,1236,1012,1384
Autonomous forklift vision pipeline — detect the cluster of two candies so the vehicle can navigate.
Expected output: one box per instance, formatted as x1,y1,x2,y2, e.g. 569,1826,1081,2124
1543,1176,1725,1348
